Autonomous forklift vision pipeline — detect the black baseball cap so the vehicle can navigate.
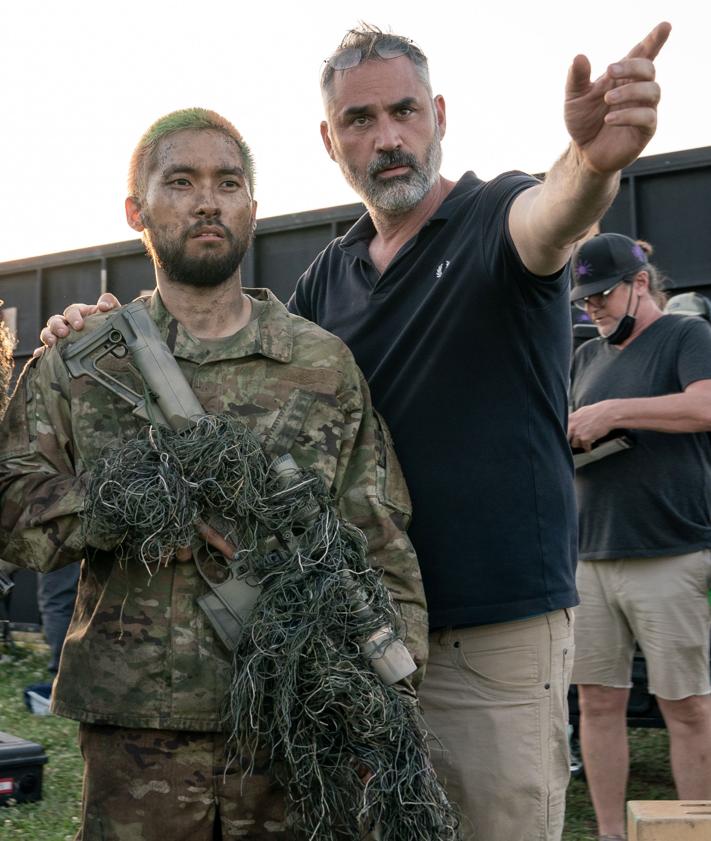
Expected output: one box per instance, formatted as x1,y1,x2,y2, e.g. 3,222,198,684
570,234,648,302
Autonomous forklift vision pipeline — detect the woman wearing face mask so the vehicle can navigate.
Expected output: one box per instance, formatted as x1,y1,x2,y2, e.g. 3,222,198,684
568,233,711,841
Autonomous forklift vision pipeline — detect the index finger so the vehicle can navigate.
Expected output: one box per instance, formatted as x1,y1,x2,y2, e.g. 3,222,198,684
625,21,671,62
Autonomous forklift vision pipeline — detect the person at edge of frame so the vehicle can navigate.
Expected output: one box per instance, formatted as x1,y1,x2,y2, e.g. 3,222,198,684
568,233,711,841
0,305,19,632
40,20,671,841
0,301,80,686
1,108,428,841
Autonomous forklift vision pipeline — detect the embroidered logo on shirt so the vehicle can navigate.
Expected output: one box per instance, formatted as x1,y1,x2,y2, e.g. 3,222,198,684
435,260,450,280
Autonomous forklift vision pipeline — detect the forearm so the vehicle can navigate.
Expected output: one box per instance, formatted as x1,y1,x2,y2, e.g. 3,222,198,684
598,392,711,434
538,145,620,247
340,492,429,683
511,145,620,275
333,380,428,678
0,471,86,570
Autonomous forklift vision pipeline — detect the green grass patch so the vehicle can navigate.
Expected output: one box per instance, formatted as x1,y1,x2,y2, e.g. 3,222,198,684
1,643,676,840
1,643,82,841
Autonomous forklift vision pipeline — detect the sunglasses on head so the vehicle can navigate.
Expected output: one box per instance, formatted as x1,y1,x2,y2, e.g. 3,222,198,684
325,37,418,71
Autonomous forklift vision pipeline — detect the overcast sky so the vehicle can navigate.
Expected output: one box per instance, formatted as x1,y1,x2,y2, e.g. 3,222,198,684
0,0,708,263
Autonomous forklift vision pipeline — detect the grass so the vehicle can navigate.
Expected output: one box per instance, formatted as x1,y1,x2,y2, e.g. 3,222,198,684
0,640,676,840
0,639,82,841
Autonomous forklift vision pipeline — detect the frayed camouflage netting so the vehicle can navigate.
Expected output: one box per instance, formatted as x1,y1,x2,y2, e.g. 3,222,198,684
84,414,460,840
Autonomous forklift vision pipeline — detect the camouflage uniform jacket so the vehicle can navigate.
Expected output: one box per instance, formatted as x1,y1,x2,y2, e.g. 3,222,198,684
0,289,427,730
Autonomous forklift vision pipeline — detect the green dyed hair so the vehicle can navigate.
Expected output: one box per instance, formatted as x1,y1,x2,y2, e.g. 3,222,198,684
127,108,256,199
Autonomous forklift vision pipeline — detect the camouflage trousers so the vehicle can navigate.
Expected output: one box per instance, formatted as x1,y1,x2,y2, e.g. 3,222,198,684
76,724,288,840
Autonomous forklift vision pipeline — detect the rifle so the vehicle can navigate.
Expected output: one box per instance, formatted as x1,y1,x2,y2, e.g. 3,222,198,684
63,300,416,685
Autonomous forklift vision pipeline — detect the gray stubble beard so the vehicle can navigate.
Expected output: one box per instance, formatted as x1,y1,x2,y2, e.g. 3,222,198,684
339,127,442,214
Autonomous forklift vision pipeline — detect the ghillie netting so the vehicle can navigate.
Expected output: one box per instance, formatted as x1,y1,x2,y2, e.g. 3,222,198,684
84,414,460,840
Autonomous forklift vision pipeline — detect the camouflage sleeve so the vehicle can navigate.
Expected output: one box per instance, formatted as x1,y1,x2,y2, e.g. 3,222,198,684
0,350,87,571
332,367,429,684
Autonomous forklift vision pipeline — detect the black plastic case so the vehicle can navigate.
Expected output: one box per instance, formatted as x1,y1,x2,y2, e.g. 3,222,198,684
0,731,48,805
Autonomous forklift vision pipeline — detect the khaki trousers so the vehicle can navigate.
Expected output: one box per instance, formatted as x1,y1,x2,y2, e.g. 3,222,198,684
419,609,575,841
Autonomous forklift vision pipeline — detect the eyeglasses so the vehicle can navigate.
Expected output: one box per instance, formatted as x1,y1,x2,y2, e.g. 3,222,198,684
573,280,625,311
325,37,419,71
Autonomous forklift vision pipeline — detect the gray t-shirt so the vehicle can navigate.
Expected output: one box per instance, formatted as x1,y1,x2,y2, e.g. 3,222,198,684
571,314,711,561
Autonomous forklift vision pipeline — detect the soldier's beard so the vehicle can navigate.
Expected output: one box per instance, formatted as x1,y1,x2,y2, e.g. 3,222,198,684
339,128,442,214
143,220,252,289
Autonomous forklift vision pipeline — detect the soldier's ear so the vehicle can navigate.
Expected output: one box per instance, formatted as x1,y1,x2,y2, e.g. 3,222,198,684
125,196,145,233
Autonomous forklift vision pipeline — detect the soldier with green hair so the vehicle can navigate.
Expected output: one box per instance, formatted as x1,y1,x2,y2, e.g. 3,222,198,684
0,109,433,840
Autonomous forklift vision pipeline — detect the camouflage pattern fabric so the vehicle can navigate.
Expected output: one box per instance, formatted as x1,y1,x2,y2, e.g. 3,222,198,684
0,289,428,730
76,723,288,840
0,315,14,416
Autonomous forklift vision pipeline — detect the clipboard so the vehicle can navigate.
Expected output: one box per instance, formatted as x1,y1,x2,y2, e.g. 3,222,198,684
572,432,634,469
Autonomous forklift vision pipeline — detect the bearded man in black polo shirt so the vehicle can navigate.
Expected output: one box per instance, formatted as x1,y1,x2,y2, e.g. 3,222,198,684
45,20,671,841
287,23,670,841
569,234,711,841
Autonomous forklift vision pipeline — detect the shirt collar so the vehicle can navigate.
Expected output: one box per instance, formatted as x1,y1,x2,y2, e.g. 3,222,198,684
147,287,294,365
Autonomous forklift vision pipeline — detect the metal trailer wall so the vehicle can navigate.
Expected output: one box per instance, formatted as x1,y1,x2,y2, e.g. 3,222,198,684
0,203,364,372
1,146,710,627
600,147,711,292
1,146,710,372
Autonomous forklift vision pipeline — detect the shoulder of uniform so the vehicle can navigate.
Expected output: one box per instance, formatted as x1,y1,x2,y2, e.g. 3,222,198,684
285,309,347,352
292,312,358,364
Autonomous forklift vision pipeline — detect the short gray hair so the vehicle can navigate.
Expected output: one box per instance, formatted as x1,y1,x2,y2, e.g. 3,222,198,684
321,24,432,103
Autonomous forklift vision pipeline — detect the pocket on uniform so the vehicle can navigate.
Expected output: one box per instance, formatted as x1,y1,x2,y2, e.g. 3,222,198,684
262,389,316,456
372,410,413,526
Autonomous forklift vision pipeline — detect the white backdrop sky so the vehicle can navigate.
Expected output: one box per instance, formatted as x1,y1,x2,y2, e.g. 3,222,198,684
0,0,708,263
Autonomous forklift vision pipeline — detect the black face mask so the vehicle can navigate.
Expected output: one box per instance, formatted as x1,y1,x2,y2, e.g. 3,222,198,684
606,314,636,345
606,282,639,345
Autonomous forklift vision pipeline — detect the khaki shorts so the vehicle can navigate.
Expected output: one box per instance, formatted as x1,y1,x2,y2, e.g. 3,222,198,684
572,549,711,700
418,609,575,841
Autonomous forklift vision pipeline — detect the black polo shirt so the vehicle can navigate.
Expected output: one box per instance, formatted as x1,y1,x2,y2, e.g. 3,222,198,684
289,171,578,628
